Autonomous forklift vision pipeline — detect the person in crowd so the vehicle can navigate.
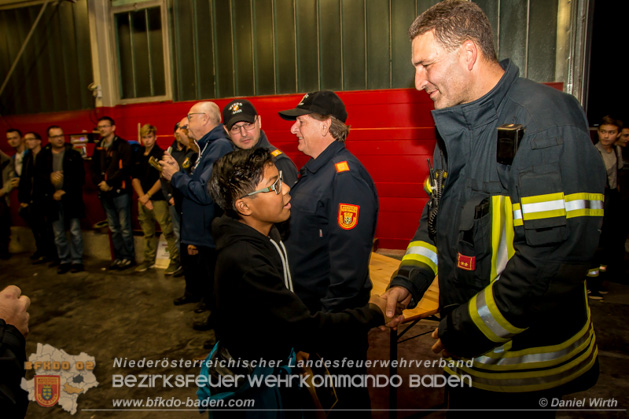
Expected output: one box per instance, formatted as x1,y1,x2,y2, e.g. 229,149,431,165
222,99,298,187
198,147,389,414
131,124,180,275
278,91,379,414
383,0,604,411
17,132,57,266
90,116,136,270
40,126,86,274
6,129,26,178
0,285,31,418
159,102,232,348
615,125,629,254
588,116,625,298
0,149,15,259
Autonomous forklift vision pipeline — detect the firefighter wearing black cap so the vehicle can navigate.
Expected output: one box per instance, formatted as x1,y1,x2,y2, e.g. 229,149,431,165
222,99,298,187
279,90,378,414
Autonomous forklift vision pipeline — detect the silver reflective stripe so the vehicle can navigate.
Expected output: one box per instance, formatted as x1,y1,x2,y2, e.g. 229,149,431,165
474,323,593,366
513,208,523,221
565,199,604,211
521,199,565,214
404,244,438,266
446,343,597,390
476,290,518,340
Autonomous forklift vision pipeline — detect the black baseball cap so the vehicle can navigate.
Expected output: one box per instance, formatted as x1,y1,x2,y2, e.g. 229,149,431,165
278,91,347,123
222,99,258,130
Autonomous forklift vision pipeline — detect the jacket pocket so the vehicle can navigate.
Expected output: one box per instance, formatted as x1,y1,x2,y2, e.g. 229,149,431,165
457,194,492,291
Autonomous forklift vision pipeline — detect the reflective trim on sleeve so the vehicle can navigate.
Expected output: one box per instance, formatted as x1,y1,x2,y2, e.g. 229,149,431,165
520,192,566,220
512,192,604,226
469,283,528,343
401,241,438,275
564,193,604,218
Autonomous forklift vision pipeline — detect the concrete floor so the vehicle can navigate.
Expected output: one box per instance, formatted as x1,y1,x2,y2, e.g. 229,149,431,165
1,230,628,418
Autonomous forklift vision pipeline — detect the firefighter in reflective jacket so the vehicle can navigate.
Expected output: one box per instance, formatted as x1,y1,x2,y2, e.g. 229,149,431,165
385,1,606,407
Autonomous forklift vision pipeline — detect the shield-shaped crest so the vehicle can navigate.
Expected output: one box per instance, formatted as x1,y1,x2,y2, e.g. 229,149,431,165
35,375,61,408
338,203,359,230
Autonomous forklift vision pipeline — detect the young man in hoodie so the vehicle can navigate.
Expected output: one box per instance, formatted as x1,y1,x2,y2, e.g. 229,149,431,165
201,148,389,414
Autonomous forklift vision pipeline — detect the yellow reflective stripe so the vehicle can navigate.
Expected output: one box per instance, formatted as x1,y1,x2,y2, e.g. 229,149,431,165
444,340,597,393
565,193,604,218
473,322,594,371
490,196,516,282
513,192,604,225
470,284,527,343
520,192,566,220
401,241,438,275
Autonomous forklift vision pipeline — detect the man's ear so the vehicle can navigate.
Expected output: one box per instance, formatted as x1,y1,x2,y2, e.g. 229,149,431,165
461,40,478,71
235,198,252,216
257,115,262,129
223,125,230,137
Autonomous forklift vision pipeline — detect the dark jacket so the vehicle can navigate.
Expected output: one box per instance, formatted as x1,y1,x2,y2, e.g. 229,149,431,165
284,141,379,314
170,125,232,248
212,215,384,362
39,143,85,221
17,149,44,205
132,145,165,201
161,140,198,212
254,131,299,187
0,319,28,418
90,136,133,196
390,60,604,393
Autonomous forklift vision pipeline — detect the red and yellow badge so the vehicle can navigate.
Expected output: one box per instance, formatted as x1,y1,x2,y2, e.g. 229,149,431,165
338,203,360,230
457,253,476,271
35,375,61,408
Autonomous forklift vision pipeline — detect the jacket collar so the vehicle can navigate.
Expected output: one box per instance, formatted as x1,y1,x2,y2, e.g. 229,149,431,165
302,141,345,175
197,124,227,149
254,130,271,150
432,59,518,135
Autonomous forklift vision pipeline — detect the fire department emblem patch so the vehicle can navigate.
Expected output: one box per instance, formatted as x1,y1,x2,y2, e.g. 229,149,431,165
34,375,61,408
457,253,476,271
338,204,359,230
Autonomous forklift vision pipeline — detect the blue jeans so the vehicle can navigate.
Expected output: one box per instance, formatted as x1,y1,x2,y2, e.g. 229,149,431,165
52,203,84,265
101,193,135,260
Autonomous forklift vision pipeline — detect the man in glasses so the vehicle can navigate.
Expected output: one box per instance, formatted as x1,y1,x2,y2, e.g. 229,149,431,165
160,103,232,346
90,116,135,270
279,90,379,413
222,99,298,187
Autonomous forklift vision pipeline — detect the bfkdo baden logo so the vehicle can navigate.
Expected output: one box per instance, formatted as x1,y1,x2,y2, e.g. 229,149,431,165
34,375,61,407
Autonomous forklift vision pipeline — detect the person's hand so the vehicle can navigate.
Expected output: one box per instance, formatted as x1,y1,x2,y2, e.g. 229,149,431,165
9,177,19,188
144,200,154,210
0,285,31,337
53,190,66,201
187,244,198,256
159,151,180,181
431,327,452,358
138,194,150,206
98,181,112,192
169,197,175,206
380,286,412,329
369,294,404,325
50,171,63,188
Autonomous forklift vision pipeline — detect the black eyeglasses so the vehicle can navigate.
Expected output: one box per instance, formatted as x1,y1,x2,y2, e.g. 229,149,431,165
230,121,257,134
240,171,283,198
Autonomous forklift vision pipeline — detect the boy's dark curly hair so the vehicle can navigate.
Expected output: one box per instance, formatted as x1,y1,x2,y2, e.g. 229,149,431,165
209,148,274,219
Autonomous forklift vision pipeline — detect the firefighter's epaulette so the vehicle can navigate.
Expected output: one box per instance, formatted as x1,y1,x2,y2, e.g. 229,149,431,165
335,161,350,173
271,149,282,157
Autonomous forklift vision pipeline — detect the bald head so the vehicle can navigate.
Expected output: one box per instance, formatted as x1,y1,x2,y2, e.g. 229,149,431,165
188,101,222,140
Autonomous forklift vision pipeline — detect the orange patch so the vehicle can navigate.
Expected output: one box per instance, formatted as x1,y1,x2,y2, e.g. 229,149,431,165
335,161,350,173
338,204,359,230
